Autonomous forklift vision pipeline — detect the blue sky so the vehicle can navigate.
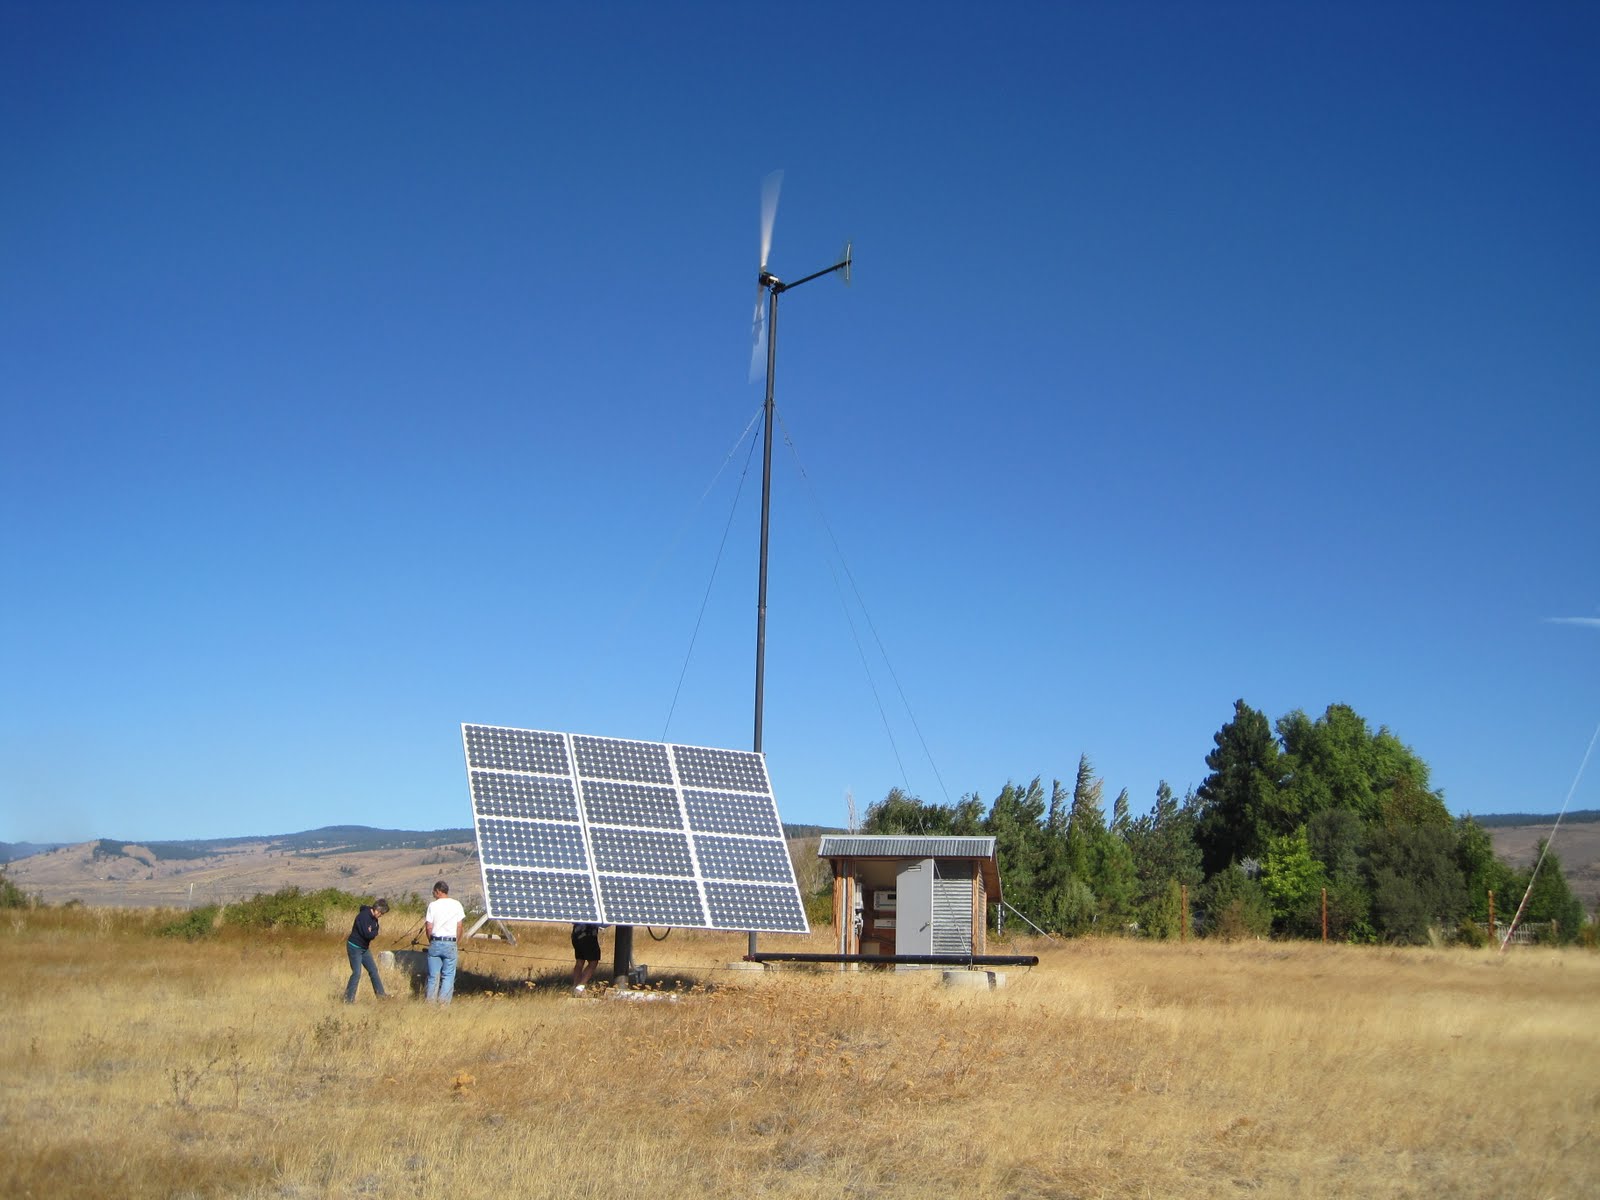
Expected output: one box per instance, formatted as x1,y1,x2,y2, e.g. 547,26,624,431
3,3,1597,843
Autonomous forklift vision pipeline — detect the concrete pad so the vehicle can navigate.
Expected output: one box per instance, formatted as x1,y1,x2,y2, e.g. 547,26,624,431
942,969,989,989
942,969,1007,990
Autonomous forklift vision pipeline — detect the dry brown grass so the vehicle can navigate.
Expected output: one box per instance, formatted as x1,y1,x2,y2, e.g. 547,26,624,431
4,907,1597,1199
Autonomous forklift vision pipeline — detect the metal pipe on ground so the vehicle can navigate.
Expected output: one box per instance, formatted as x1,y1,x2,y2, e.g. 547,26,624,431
744,952,1038,966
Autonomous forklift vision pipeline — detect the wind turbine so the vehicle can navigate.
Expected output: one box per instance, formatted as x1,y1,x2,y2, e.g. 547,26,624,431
747,171,852,757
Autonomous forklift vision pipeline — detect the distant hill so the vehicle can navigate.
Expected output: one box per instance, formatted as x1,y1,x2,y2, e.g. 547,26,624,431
86,826,478,862
1,841,65,864
7,818,1589,914
51,823,835,860
1467,810,1600,829
1,823,847,909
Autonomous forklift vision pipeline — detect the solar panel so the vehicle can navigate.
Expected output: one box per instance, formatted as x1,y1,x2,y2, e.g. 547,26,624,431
461,724,809,934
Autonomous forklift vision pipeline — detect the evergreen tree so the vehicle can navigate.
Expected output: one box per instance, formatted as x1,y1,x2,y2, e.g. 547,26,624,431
1517,843,1585,944
1110,788,1132,838
1046,777,1069,836
1091,831,1140,928
950,794,988,836
1126,780,1203,935
984,778,1050,921
1194,699,1286,875
1063,754,1105,883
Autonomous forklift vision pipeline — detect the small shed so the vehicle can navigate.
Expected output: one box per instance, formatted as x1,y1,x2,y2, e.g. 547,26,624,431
817,835,1001,961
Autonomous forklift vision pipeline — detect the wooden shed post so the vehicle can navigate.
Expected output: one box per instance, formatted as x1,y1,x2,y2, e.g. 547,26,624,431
972,865,985,955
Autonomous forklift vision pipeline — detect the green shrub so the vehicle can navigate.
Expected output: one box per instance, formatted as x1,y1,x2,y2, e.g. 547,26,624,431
222,886,368,931
158,905,220,939
803,888,833,928
1201,865,1272,941
0,868,32,909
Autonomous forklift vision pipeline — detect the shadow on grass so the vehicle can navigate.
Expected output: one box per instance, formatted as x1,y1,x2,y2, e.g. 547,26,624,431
385,950,712,1000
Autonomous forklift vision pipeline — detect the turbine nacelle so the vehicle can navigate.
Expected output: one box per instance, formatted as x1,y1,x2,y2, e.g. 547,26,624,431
748,171,851,380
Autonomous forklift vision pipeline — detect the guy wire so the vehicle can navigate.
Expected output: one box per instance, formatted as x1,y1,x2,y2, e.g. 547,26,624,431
1498,714,1600,952
661,412,763,741
776,408,953,805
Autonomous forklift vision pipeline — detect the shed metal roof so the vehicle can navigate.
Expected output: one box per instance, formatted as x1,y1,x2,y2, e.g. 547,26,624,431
817,835,996,860
817,835,1002,900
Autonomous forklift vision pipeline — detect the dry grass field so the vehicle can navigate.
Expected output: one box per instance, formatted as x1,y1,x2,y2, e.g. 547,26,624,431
4,908,1597,1200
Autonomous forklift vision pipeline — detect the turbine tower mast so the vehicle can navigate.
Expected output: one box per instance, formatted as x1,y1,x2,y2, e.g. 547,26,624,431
745,173,851,960
748,172,851,755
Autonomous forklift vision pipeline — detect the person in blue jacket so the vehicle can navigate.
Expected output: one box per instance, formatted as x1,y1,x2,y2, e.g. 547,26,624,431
344,897,390,1003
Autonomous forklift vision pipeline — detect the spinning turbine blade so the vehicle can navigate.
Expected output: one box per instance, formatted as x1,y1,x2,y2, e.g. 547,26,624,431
749,284,768,383
758,169,783,272
749,171,782,382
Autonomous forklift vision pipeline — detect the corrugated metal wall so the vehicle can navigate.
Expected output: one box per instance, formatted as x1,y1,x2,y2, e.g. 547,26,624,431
932,860,973,954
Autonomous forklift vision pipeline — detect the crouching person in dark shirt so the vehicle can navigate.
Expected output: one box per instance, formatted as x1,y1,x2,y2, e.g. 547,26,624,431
571,922,603,993
345,898,391,1003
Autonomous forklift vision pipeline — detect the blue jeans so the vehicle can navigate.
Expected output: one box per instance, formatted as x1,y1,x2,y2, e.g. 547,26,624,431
426,939,458,1003
345,942,386,1002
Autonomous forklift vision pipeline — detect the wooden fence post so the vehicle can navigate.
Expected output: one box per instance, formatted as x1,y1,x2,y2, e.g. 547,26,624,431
1488,890,1496,942
1180,884,1188,943
1321,887,1328,944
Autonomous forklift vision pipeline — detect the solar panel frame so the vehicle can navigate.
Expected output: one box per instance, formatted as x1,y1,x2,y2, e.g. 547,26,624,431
461,724,809,934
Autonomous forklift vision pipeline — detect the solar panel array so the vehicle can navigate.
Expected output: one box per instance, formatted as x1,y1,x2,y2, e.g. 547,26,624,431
461,724,809,933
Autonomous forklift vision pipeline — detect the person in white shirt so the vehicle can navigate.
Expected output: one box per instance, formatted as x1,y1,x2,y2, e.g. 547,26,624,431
423,880,467,1004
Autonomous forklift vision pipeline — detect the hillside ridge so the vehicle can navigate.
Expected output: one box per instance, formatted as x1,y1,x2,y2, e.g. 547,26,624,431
4,818,1593,913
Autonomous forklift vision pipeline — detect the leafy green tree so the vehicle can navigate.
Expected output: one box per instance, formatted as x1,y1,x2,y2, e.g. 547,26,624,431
1194,700,1286,874
1455,816,1519,923
1278,704,1444,827
1364,823,1467,943
862,788,954,835
1305,807,1364,882
1379,773,1452,830
1259,827,1327,926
